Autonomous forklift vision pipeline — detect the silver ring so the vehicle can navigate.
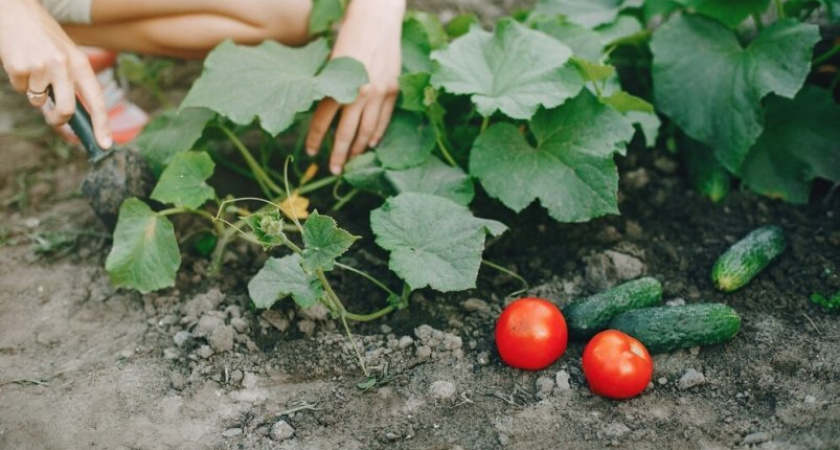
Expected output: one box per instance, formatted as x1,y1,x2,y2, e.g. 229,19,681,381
26,89,48,100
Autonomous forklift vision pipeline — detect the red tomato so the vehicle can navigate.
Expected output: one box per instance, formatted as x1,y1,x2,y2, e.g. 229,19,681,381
495,297,568,370
582,330,653,399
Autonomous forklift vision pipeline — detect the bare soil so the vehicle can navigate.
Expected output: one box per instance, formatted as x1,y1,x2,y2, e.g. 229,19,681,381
2,2,840,449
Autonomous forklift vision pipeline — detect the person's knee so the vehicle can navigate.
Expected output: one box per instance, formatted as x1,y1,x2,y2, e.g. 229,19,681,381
251,0,312,46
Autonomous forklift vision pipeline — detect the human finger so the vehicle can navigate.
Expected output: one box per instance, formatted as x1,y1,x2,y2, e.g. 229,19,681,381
329,103,364,174
25,68,50,108
349,94,383,158
71,53,112,148
42,60,74,127
306,98,340,157
370,93,398,148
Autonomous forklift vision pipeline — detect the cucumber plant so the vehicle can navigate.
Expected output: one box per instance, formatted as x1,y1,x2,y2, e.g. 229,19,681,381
105,0,838,325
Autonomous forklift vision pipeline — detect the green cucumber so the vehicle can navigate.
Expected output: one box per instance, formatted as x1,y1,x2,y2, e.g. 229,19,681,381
682,135,731,203
711,226,786,292
563,277,662,339
608,303,741,354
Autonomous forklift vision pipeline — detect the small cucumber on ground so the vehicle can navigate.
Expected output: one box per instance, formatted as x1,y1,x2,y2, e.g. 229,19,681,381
608,303,741,354
711,225,786,292
563,277,662,339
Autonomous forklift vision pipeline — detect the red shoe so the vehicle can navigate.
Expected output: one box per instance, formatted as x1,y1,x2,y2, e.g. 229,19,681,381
54,47,149,146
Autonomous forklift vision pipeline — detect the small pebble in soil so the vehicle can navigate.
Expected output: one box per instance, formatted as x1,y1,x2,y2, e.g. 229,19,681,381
222,428,243,438
429,380,457,402
462,298,490,313
298,320,316,336
196,345,214,359
173,331,191,347
242,372,258,389
666,298,686,307
230,317,248,334
270,420,295,441
741,431,772,446
555,370,571,391
416,345,432,359
804,395,816,404
658,377,668,386
535,376,554,400
385,431,400,442
230,369,244,384
678,369,706,390
163,348,179,360
398,336,414,349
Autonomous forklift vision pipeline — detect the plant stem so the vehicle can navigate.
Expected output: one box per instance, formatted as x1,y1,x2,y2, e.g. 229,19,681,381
774,0,785,18
482,259,529,297
343,306,396,322
158,207,224,234
480,115,490,133
297,175,338,195
436,135,458,167
752,13,764,32
814,44,840,66
334,262,399,298
218,124,284,196
331,189,358,212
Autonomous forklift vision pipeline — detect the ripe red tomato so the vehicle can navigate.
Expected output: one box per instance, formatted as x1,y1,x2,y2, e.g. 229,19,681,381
582,330,653,399
495,297,568,370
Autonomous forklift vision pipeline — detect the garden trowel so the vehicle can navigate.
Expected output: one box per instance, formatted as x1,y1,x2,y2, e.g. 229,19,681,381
64,97,155,230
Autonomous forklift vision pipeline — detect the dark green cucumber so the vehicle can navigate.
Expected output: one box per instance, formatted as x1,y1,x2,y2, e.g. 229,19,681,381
608,303,741,354
563,277,662,339
682,134,731,203
711,226,786,292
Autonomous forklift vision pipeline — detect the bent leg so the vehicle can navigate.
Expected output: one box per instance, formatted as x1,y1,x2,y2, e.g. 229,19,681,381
64,0,312,57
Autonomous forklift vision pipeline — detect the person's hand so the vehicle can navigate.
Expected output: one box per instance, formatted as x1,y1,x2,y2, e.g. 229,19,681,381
305,0,405,175
0,0,111,148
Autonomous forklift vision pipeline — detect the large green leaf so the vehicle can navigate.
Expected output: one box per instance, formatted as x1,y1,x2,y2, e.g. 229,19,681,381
370,193,506,292
651,15,819,173
534,0,625,28
150,151,216,210
135,108,215,176
375,111,436,169
741,86,840,204
470,91,634,223
301,211,359,271
105,199,181,293
676,0,771,28
385,156,475,205
309,0,343,35
430,19,583,120
181,39,368,136
398,72,432,112
248,254,323,309
342,153,395,196
533,18,604,61
602,91,661,148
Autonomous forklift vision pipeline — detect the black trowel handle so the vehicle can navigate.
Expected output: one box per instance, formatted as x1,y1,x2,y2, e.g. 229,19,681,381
48,87,110,163
68,98,110,163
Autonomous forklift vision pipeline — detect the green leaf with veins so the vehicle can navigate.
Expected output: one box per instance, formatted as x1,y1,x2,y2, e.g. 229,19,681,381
181,39,368,136
301,211,359,271
430,19,583,120
244,210,286,250
534,0,625,28
248,254,323,309
136,108,215,176
385,156,475,205
375,111,436,169
105,199,180,293
651,15,819,172
470,90,634,222
602,91,660,148
741,86,840,204
675,0,771,28
571,57,616,83
398,72,431,112
150,151,216,210
371,193,506,292
342,153,395,196
309,0,344,35
532,18,604,61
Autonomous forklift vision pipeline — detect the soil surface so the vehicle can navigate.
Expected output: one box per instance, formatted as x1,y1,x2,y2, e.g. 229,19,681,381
2,2,840,449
